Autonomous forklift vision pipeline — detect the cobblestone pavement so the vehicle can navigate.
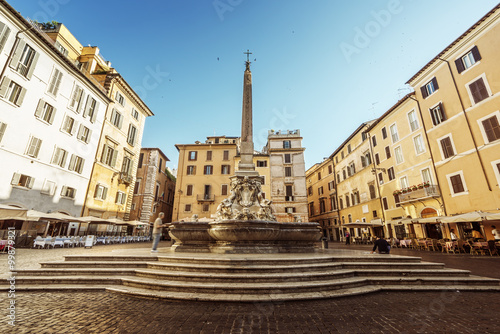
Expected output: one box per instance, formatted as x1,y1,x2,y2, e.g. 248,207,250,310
2,291,500,333
332,243,500,279
2,242,500,333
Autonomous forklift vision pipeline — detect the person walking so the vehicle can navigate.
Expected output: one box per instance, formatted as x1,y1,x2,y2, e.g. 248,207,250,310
450,229,458,241
345,231,350,245
371,236,390,254
151,212,166,253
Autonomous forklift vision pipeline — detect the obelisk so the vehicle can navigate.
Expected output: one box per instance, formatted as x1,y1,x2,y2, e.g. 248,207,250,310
236,50,259,177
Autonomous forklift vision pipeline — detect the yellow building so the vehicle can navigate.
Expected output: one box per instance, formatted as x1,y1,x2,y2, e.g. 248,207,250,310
366,93,445,240
306,158,339,240
42,23,154,222
407,4,500,240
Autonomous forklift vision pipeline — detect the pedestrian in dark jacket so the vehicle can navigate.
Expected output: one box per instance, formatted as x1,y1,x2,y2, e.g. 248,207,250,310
371,236,390,254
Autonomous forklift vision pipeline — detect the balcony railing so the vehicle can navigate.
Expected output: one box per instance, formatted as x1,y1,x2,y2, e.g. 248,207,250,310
398,185,440,203
197,194,215,202
118,173,134,185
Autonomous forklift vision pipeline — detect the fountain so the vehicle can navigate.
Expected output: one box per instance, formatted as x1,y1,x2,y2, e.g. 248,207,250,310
168,51,322,253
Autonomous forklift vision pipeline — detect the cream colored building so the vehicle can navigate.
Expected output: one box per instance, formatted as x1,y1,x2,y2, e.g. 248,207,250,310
406,4,500,240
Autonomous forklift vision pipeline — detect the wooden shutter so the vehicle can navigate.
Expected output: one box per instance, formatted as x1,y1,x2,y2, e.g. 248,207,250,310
450,175,464,193
27,176,35,189
70,120,79,135
471,46,481,62
83,95,91,117
15,87,26,106
470,78,489,104
111,149,118,167
68,154,76,171
35,99,44,118
91,101,99,123
385,146,391,159
76,90,84,113
0,122,6,142
117,112,123,129
420,85,428,99
375,153,380,165
482,117,500,143
455,58,465,74
10,40,26,69
51,147,60,164
77,124,84,140
102,187,108,200
0,77,10,97
25,52,39,80
431,77,439,90
440,137,454,158
11,173,21,185
100,144,108,163
53,70,63,95
0,23,11,52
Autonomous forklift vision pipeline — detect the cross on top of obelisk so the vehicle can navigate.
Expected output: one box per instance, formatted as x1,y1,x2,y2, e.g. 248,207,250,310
244,49,252,62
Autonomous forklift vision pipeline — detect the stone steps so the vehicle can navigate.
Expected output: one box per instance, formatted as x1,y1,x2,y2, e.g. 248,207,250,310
5,251,499,301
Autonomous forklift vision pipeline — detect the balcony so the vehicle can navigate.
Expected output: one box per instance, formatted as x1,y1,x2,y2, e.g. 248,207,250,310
118,172,134,185
398,185,440,203
197,194,215,202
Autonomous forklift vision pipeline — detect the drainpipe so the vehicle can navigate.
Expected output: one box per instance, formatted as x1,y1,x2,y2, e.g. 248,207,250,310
409,96,448,216
437,58,492,191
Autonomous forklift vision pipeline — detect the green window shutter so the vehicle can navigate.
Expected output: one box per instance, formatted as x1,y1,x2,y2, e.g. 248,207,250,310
15,87,27,106
0,77,11,97
26,52,39,80
35,99,44,118
10,40,26,70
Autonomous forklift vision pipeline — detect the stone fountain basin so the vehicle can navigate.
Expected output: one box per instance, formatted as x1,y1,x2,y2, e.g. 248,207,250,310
208,220,281,241
168,221,214,243
277,222,322,241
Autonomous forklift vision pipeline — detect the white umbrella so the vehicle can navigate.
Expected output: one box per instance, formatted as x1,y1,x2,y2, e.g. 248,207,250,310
441,211,495,223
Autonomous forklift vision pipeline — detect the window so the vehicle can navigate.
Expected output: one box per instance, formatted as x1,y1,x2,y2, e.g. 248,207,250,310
408,110,419,132
261,176,266,185
421,77,438,98
381,127,387,139
69,85,84,112
361,151,372,167
221,184,228,196
308,186,313,196
0,78,26,106
184,204,192,212
353,191,360,205
337,173,340,184
421,168,432,184
77,125,91,143
11,173,34,189
341,151,344,159
369,184,376,199
159,158,163,171
328,181,335,191
342,169,346,180
482,116,500,143
283,140,291,149
115,91,125,106
374,153,380,165
317,172,321,180
372,135,377,147
318,186,323,196
61,186,76,199
127,124,137,146
204,165,213,175
309,202,314,216
468,77,489,104
385,146,391,159
94,184,108,200
0,22,11,53
373,210,378,218
378,172,384,185
26,136,42,158
186,165,196,175
206,151,212,161
286,207,296,214
348,162,355,176
348,214,352,223
121,155,133,176
47,68,63,96
440,137,455,159
34,100,56,124
188,151,197,161
202,204,210,212
134,180,140,195
400,176,409,189
345,195,350,207
61,115,77,135
83,96,99,123
455,46,481,73
330,196,337,211
41,180,56,195
382,197,388,210
413,135,425,154
132,109,139,120
186,185,193,196
138,153,144,168
347,144,351,153
257,160,267,167
285,166,292,177
12,42,38,79
116,191,126,205
394,146,403,164
390,124,399,143
430,103,446,126
110,109,123,129
284,154,291,164
68,155,84,173
51,147,68,167
221,165,230,175
0,122,6,143
101,144,118,168
449,174,465,194
328,165,333,174
285,185,293,201
223,150,229,161
387,167,395,181
339,198,343,209
319,199,326,213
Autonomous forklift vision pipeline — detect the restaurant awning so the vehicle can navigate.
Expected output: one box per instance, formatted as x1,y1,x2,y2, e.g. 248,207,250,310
390,218,414,225
412,216,447,224
0,204,28,221
440,211,496,223
78,216,111,224
342,221,383,228
486,212,500,221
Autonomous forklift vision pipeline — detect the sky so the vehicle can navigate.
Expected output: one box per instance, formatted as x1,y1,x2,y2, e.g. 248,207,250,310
8,0,500,171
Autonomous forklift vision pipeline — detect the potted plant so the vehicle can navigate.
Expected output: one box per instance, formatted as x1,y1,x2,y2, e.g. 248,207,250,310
393,190,401,196
411,185,418,191
423,181,430,188
402,188,408,194
418,183,424,189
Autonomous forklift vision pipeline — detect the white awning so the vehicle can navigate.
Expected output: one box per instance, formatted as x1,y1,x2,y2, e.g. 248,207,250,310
440,211,496,223
0,204,28,221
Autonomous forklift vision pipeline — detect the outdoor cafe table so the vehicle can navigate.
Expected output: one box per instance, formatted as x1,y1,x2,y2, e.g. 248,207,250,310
400,239,412,247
